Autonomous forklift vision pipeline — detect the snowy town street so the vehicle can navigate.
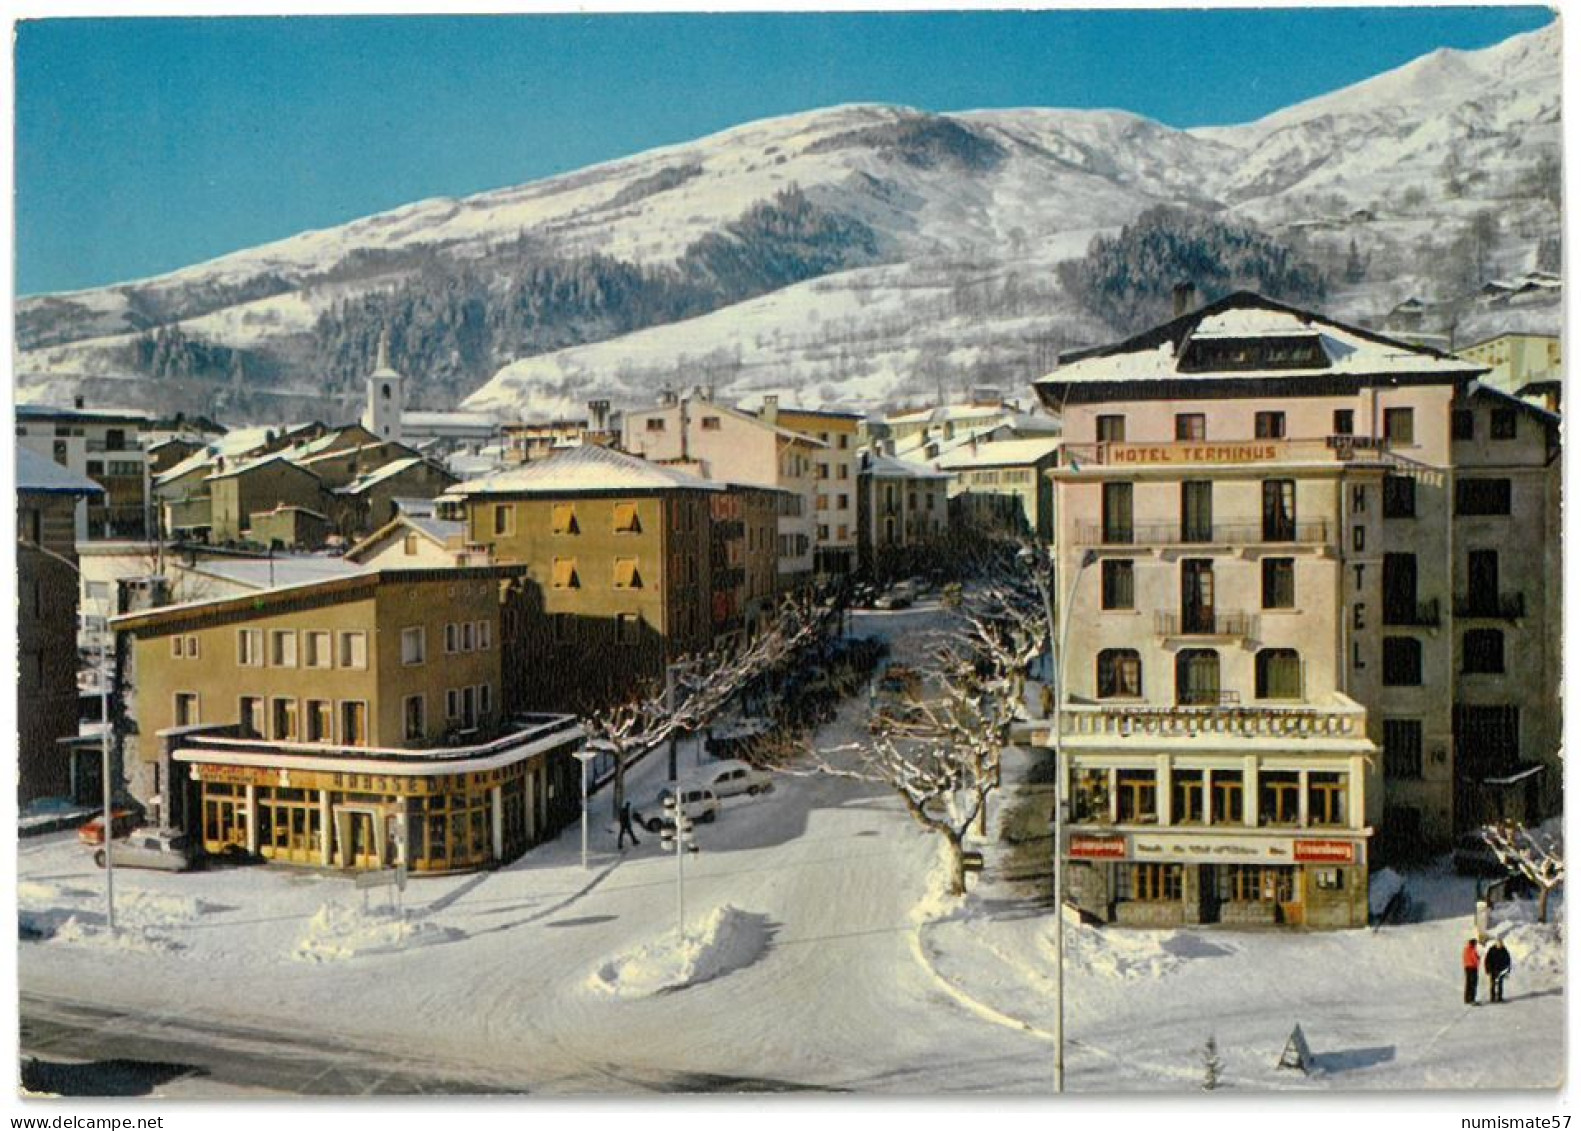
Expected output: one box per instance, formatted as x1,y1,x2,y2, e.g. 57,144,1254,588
17,604,1564,1096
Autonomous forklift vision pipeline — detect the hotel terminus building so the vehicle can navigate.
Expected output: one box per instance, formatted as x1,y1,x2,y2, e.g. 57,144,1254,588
1032,292,1560,929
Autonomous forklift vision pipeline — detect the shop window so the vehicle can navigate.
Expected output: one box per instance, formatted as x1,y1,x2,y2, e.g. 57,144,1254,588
1172,771,1205,824
1096,415,1126,443
1211,776,1243,824
613,502,642,534
1097,649,1142,699
272,697,299,742
1121,863,1183,902
1175,649,1220,706
1255,649,1303,700
1116,771,1158,823
552,503,579,535
1314,868,1346,891
1175,413,1206,441
1071,769,1110,823
1180,481,1213,542
306,700,332,743
404,695,426,743
1261,479,1296,541
1491,408,1518,440
1455,478,1512,516
552,558,581,589
1102,482,1133,544
1262,558,1295,609
1101,559,1134,610
237,628,263,667
401,626,426,666
1382,637,1422,686
1332,408,1354,436
339,631,367,669
1254,411,1286,439
341,701,368,746
1462,628,1505,674
1383,407,1414,445
1259,772,1301,825
239,696,264,738
1223,865,1293,903
1383,719,1423,779
305,631,332,669
614,557,643,590
1452,409,1475,441
1308,773,1348,826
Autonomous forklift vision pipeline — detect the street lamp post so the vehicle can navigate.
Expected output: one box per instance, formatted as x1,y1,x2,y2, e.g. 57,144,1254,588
573,746,601,870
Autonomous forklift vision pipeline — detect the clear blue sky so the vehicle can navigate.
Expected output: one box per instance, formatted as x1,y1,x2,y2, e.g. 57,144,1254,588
15,7,1555,296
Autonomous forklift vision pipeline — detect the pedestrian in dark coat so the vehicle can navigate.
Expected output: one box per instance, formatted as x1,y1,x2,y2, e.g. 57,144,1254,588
1485,939,1513,1003
1462,938,1482,1005
618,801,641,850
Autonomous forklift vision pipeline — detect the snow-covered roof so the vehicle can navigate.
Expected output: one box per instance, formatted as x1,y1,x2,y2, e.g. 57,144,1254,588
865,454,948,480
936,437,1063,470
455,443,725,496
1040,292,1484,392
183,554,363,591
334,456,448,496
16,404,151,424
16,447,103,494
206,451,320,483
345,512,467,561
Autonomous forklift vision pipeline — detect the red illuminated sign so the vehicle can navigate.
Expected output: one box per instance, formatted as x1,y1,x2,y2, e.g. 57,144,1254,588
1068,835,1127,859
1294,839,1355,863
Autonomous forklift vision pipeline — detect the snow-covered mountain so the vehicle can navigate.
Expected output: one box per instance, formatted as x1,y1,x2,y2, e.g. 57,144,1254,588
15,24,1560,421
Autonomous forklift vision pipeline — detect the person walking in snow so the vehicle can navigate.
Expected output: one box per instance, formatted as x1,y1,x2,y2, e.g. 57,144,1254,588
617,801,641,850
1484,938,1513,1003
1462,937,1482,1005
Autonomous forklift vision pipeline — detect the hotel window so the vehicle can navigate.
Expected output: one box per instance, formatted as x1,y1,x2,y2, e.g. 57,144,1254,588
1452,409,1475,441
305,631,332,669
1175,413,1206,441
462,622,476,652
616,612,639,645
1173,771,1206,824
239,696,264,739
404,695,426,743
1121,863,1182,902
1491,408,1518,440
551,503,580,535
1261,479,1296,541
1175,649,1220,706
1180,481,1213,542
340,701,368,746
1101,559,1134,610
1116,771,1158,823
1211,776,1243,824
1101,482,1133,544
1466,549,1500,614
552,558,581,589
174,693,200,727
1383,719,1423,779
339,630,368,669
1383,474,1416,519
1332,408,1354,436
272,698,300,741
613,502,642,534
1181,559,1215,634
614,557,643,589
1096,649,1142,699
1382,553,1418,624
1462,628,1505,674
493,504,515,536
1383,407,1415,445
237,628,263,667
477,620,492,651
306,700,332,743
1262,558,1295,609
1254,411,1286,439
401,626,426,666
1308,773,1348,827
1455,478,1512,516
1096,415,1126,443
1255,649,1303,700
1382,637,1423,686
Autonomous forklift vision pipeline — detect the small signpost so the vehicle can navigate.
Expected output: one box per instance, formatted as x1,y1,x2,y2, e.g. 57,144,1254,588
1277,1023,1313,1074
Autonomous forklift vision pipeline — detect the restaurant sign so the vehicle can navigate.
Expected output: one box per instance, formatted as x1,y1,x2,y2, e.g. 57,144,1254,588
1293,839,1358,864
1130,834,1293,863
192,762,288,788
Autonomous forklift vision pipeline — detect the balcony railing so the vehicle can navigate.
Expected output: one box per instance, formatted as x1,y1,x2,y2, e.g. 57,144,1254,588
1051,698,1367,741
1078,520,1329,547
1060,437,1390,470
1155,611,1258,639
1382,597,1440,628
1453,592,1526,620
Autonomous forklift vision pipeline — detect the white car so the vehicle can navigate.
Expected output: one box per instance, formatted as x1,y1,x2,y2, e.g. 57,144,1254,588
685,759,774,800
643,786,721,832
92,827,195,872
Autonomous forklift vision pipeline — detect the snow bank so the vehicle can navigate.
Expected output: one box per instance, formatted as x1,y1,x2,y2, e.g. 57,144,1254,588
1046,921,1236,982
587,905,769,998
17,881,221,951
1488,897,1565,978
292,902,465,964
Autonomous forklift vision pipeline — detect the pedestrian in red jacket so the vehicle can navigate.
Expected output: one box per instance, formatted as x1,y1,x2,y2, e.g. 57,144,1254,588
1462,938,1482,1005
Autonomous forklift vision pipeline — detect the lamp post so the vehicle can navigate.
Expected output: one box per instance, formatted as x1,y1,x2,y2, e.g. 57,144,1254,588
574,746,601,870
1024,543,1095,1095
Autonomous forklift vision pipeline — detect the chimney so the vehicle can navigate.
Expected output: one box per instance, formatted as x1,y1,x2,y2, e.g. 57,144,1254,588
762,394,779,425
703,384,715,403
659,386,677,407
587,399,610,432
1173,282,1197,318
73,395,85,410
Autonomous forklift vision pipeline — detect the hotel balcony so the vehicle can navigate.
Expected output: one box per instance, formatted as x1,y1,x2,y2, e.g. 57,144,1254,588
1381,597,1441,628
1154,611,1258,641
1010,694,1369,746
1453,592,1526,620
1076,520,1330,548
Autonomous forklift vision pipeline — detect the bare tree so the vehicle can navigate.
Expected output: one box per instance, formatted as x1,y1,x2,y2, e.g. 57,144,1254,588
1482,821,1564,923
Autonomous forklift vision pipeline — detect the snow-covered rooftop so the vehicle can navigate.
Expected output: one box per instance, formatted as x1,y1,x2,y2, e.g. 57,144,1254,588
454,443,724,496
16,447,103,494
936,437,1063,470
865,453,948,480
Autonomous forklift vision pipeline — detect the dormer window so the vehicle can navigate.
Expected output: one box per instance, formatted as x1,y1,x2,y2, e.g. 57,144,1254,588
1178,333,1328,373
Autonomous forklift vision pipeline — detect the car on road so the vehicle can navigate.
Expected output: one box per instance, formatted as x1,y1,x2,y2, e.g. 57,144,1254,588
643,786,721,832
873,587,913,610
92,827,195,872
683,759,774,799
77,809,138,846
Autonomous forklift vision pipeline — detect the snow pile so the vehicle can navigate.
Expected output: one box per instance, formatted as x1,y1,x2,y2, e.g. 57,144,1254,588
1048,921,1236,982
587,905,769,998
1368,868,1406,917
292,902,464,964
44,916,183,954
1488,897,1565,979
16,881,218,951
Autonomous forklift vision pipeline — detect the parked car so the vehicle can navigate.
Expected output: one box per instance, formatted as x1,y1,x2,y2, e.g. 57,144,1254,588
684,759,774,800
874,587,913,611
77,809,138,846
92,827,195,872
643,787,721,832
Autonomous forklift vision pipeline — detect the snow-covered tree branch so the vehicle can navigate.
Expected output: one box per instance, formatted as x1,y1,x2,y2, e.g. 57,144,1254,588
1482,820,1564,923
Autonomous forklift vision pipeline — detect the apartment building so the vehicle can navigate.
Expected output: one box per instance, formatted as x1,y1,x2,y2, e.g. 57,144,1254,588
855,453,950,577
936,435,1062,542
1027,291,1558,928
758,400,866,577
111,568,582,873
621,390,821,587
1456,332,1562,412
17,448,104,803
16,403,152,541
